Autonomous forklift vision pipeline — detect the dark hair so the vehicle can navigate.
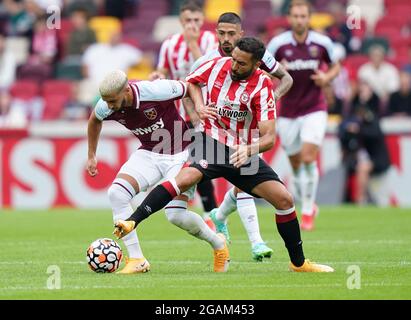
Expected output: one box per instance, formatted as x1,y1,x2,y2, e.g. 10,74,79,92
218,12,242,25
235,37,265,62
180,1,203,14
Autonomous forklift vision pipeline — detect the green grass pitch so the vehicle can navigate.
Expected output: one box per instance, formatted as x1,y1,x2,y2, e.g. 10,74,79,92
0,206,410,300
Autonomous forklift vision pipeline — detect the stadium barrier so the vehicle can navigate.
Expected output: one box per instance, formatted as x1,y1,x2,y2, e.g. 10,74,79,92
1,118,410,209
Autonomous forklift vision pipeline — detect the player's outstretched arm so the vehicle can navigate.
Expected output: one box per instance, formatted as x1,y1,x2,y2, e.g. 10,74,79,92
270,63,293,100
87,111,103,177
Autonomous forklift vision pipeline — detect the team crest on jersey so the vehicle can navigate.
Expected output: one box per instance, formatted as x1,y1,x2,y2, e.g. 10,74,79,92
285,49,293,57
199,159,208,169
309,45,319,58
240,92,250,104
143,107,158,120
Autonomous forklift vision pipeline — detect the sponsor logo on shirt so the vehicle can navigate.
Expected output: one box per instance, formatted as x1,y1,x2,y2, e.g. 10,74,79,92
217,107,248,122
131,118,165,136
286,59,320,71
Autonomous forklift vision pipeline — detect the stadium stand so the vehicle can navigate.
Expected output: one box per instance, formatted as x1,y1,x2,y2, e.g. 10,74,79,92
0,0,409,124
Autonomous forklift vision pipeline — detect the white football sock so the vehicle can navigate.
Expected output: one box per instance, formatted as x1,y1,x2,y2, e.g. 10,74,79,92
108,178,144,259
292,165,303,205
216,187,237,222
301,162,319,216
165,200,224,249
237,192,264,246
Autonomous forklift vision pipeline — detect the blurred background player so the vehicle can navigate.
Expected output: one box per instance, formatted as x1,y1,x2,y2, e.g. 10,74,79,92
87,70,228,274
150,1,219,229
190,12,293,261
267,0,341,231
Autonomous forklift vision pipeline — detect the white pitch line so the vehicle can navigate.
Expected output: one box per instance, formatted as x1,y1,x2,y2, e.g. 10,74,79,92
1,260,410,270
1,282,410,293
2,239,409,246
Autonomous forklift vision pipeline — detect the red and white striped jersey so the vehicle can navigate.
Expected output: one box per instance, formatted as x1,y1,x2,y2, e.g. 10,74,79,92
157,30,217,120
158,30,217,80
186,57,276,147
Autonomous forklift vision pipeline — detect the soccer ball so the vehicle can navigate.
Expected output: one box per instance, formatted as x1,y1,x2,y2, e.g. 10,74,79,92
86,238,123,273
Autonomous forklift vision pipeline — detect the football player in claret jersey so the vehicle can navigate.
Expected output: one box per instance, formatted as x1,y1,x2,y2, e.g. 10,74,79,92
190,12,294,262
150,1,219,230
114,38,334,273
267,0,341,231
87,70,228,274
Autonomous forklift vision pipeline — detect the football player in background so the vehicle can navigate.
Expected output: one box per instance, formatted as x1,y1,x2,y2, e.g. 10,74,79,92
267,0,341,230
149,1,219,229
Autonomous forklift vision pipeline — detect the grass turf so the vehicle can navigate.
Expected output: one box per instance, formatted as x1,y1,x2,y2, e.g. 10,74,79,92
0,206,410,300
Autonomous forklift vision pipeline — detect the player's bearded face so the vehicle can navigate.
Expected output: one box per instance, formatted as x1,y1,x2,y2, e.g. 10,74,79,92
217,23,242,56
289,5,310,35
230,48,255,81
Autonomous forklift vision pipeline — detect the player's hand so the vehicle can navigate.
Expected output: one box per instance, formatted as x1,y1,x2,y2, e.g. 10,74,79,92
197,103,218,121
87,157,98,177
149,71,166,81
230,144,250,168
311,70,329,87
183,23,200,43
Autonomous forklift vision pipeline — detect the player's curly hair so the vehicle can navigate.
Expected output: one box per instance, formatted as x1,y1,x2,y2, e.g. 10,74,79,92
235,37,265,62
99,70,128,97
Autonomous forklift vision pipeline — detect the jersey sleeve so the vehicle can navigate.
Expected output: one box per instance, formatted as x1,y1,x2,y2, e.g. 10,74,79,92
253,77,277,121
260,49,279,74
137,79,187,102
157,38,170,70
267,36,282,60
186,58,217,85
190,55,208,73
321,36,337,64
94,98,113,121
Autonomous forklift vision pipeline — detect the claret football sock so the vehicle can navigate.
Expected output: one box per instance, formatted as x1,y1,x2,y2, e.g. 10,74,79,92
275,208,305,267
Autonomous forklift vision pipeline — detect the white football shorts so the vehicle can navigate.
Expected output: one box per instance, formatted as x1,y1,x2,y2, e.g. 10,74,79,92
277,111,328,156
119,148,195,199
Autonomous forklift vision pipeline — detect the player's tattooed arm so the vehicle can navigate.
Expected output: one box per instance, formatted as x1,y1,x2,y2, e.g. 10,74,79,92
87,111,103,177
270,63,293,101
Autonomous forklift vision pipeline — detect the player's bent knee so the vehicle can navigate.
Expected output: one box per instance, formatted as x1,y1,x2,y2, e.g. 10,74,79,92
276,190,295,210
176,168,202,192
107,183,133,204
165,208,186,227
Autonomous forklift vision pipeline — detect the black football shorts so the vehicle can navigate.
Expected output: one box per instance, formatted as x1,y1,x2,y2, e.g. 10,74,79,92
188,133,283,197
